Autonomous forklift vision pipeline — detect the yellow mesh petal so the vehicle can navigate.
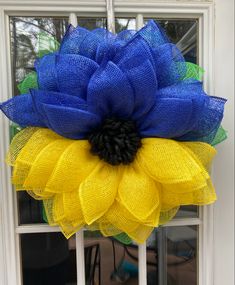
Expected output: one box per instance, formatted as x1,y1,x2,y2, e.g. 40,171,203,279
103,201,140,233
104,200,160,234
43,198,57,225
46,140,99,193
161,179,216,209
79,163,121,225
52,194,65,223
137,138,202,184
117,160,160,221
161,142,216,195
181,142,216,172
12,128,60,189
63,191,85,227
27,190,50,200
162,171,208,193
7,130,218,243
159,207,179,225
96,219,123,237
127,224,154,244
6,127,38,165
23,139,72,198
58,220,84,239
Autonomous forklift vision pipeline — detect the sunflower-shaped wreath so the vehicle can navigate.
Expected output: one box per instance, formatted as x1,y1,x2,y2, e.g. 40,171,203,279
0,21,226,243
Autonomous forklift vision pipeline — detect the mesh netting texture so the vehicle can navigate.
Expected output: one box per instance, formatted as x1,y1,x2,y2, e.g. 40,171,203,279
0,20,226,243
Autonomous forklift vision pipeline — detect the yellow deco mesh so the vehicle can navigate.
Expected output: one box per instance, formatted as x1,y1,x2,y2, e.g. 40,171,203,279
7,127,217,243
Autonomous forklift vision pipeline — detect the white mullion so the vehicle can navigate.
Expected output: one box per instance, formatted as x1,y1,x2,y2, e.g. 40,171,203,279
106,0,115,33
136,13,144,30
138,242,147,285
76,230,86,285
16,224,61,234
69,12,78,26
162,217,202,227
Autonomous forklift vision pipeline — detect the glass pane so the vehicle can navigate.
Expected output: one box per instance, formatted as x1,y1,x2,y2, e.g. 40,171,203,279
10,17,69,96
175,206,198,218
18,192,45,224
115,18,136,33
145,19,198,64
77,17,107,29
84,231,138,284
20,233,76,285
146,226,198,285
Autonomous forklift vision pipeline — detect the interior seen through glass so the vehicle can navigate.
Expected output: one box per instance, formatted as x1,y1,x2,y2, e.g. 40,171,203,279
20,226,197,284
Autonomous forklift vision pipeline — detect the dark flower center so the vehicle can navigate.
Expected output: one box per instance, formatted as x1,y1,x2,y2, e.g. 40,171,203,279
88,118,142,165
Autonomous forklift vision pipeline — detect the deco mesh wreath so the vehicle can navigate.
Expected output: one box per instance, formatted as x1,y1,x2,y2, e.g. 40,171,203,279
0,20,227,243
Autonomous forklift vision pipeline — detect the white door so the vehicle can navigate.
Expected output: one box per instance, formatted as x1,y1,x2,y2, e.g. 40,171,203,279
0,1,234,285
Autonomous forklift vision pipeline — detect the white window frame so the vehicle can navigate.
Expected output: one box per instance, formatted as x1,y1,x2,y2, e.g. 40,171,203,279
0,1,233,285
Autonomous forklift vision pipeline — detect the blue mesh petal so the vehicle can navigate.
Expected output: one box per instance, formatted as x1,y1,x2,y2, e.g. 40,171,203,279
0,94,45,127
30,89,87,110
92,28,116,42
90,28,117,63
133,20,169,48
60,25,91,55
60,25,116,63
113,36,157,119
115,29,136,43
156,80,208,128
42,104,101,139
113,36,155,69
35,53,58,91
36,54,98,98
56,54,99,98
87,61,134,119
152,43,186,88
30,89,87,127
138,98,193,138
123,59,157,120
177,96,226,143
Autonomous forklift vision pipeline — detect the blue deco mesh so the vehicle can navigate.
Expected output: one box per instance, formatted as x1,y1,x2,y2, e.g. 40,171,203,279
0,20,226,144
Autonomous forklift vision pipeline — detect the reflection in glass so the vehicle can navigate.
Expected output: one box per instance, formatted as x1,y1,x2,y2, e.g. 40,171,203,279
84,231,138,284
115,18,136,33
18,192,45,224
10,17,68,96
147,226,198,285
146,19,198,64
83,226,197,285
21,233,76,285
77,17,107,30
175,206,198,218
